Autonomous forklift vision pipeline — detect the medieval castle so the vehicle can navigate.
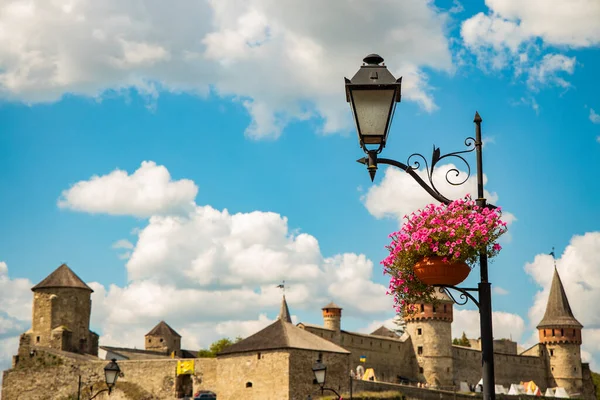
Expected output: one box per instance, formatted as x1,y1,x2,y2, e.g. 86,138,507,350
1,263,596,399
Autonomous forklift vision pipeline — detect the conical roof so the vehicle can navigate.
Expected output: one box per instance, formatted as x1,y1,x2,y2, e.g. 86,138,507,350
31,264,93,292
322,301,342,310
146,321,181,338
537,268,582,329
370,326,399,338
217,319,349,356
278,296,292,323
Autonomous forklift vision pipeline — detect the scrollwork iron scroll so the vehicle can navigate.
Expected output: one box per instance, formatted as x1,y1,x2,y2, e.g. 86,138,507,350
434,285,480,308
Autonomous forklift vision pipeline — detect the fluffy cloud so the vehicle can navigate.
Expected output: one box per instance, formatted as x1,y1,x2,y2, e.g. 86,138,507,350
590,109,600,124
58,161,198,217
55,162,393,350
362,163,516,228
526,54,576,90
525,232,600,365
452,309,526,342
0,262,33,392
0,0,454,138
460,0,597,86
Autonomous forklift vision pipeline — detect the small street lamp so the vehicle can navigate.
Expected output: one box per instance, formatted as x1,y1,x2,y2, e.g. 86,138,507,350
87,358,121,400
346,54,497,400
312,359,341,399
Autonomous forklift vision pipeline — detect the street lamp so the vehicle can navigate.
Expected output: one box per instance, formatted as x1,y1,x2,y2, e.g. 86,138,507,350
87,358,121,400
346,54,497,400
312,359,341,399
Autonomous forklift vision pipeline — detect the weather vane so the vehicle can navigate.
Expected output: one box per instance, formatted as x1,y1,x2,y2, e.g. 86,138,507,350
550,247,557,268
276,280,287,295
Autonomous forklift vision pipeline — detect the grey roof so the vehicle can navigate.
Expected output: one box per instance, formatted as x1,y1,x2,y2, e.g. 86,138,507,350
370,326,399,338
146,321,182,338
279,296,292,323
322,301,342,310
32,264,93,292
218,319,349,356
537,268,582,329
100,346,171,360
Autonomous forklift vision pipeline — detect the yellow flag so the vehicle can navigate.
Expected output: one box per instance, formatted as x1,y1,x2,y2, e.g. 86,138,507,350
177,360,194,375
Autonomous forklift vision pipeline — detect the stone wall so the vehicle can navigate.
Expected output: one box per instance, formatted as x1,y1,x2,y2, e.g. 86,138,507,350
452,346,548,389
145,334,181,355
405,319,453,387
288,349,349,400
301,326,416,384
216,350,290,400
546,342,583,394
1,347,217,400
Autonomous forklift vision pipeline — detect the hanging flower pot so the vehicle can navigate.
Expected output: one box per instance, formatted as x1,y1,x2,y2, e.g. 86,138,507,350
382,195,508,314
413,256,471,286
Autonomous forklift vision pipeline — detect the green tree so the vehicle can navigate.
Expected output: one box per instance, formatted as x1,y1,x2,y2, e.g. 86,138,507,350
392,316,406,335
452,332,471,347
197,336,243,358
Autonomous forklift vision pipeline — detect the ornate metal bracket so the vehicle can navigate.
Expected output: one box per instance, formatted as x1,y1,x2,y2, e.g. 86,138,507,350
357,137,477,205
434,285,480,309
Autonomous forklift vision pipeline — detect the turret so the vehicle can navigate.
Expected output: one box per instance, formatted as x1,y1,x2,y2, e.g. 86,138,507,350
145,321,181,356
24,264,98,355
403,290,454,388
537,267,583,395
322,302,342,344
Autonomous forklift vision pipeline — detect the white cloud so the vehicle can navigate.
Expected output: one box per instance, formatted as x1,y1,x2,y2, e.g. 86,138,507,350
57,161,198,218
0,0,453,139
112,239,133,249
525,232,600,366
493,287,509,295
460,0,597,86
52,162,393,351
590,109,600,124
452,309,526,342
527,54,576,90
362,163,516,228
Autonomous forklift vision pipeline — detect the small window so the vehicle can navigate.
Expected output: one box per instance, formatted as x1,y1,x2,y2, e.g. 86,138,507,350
573,329,576,336
543,330,546,337
561,329,564,336
432,305,436,313
417,346,423,355
417,328,422,335
443,305,447,313
419,367,424,374
550,349,554,357
318,352,323,361
361,339,363,344
149,339,152,343
574,367,577,372
551,367,554,372
552,329,555,337
370,341,373,347
36,336,40,343
246,382,253,388
420,304,424,313
257,352,261,360
447,367,450,372
160,338,164,343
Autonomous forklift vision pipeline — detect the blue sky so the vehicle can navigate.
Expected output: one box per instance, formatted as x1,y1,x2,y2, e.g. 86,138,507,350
1,0,600,378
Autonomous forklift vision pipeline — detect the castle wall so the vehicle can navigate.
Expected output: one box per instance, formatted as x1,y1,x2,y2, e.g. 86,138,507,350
216,350,290,400
1,347,218,400
31,288,94,354
452,346,548,389
301,326,416,384
288,349,350,400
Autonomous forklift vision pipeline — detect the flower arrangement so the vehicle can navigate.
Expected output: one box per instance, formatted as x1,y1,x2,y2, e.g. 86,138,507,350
382,195,508,314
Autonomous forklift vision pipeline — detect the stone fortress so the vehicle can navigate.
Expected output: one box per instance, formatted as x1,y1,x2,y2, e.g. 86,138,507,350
1,263,596,399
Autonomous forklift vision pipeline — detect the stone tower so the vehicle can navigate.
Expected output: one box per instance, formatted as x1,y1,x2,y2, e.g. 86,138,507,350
322,301,342,344
145,321,182,355
404,290,454,388
24,264,98,355
537,267,583,395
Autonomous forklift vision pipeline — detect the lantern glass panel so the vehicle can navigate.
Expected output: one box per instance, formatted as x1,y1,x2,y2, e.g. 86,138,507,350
351,89,395,144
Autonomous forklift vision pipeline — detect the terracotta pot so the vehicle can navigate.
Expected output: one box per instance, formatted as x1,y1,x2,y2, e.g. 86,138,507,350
413,256,471,285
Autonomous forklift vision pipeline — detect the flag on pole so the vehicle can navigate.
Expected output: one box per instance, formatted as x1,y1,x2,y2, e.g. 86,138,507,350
359,355,366,363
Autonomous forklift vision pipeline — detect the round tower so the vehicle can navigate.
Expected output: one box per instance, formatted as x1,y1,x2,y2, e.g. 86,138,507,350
537,267,583,395
322,302,342,332
404,290,454,388
29,264,95,354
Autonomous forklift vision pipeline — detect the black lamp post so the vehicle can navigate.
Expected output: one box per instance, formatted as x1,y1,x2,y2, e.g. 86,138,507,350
312,359,341,399
87,358,121,400
346,54,497,400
